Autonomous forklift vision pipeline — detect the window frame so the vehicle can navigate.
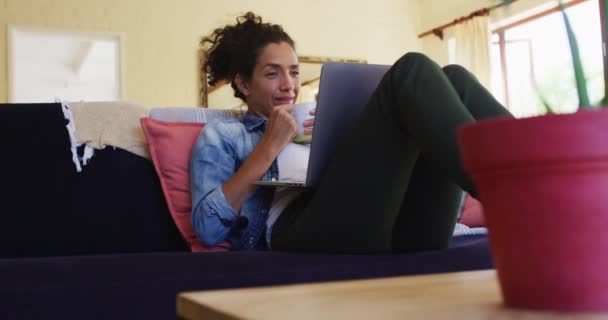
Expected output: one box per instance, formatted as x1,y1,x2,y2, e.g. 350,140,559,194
490,0,600,110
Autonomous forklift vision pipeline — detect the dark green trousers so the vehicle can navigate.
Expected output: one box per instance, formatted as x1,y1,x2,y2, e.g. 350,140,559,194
271,52,512,254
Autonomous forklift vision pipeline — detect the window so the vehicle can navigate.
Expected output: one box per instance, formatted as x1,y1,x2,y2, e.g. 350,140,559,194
490,0,603,118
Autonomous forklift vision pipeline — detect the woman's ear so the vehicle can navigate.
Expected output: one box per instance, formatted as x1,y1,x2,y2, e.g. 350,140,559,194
234,74,250,97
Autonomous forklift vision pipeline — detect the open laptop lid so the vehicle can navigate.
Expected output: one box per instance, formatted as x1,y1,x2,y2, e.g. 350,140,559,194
306,62,390,187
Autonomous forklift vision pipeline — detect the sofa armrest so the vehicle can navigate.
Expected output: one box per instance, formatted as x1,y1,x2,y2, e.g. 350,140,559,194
0,103,187,257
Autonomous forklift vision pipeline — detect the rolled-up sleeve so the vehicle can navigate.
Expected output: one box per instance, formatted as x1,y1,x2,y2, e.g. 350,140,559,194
189,122,240,246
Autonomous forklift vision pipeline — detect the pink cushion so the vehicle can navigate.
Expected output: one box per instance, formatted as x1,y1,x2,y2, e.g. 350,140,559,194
459,194,486,228
140,117,230,252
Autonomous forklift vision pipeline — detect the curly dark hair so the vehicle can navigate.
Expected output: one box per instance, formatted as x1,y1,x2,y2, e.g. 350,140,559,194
200,12,296,102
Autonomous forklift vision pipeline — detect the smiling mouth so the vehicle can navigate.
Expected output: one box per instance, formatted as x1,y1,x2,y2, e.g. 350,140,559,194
275,97,295,104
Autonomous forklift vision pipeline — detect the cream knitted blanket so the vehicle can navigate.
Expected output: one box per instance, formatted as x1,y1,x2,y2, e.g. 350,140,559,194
63,101,150,171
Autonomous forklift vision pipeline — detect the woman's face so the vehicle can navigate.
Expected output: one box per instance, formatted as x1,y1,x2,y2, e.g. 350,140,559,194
238,41,300,117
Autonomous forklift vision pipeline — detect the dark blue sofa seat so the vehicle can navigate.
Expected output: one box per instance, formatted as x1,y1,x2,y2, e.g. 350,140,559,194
1,235,491,319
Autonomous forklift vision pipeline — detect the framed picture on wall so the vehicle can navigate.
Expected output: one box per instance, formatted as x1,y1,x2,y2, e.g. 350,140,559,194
8,25,125,103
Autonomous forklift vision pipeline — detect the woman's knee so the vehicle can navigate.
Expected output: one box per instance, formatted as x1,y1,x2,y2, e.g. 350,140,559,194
389,52,442,85
442,64,474,82
395,52,435,70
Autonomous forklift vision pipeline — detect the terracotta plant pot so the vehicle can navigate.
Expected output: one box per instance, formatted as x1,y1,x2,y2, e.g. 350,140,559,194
458,108,608,311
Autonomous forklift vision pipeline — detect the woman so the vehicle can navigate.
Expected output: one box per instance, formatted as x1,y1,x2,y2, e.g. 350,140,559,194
190,12,512,253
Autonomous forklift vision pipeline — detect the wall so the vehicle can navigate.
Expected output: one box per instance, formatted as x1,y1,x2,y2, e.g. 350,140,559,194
0,0,422,107
417,0,557,65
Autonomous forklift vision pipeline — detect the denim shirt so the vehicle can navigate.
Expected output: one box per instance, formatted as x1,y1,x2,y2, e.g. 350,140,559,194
189,112,278,250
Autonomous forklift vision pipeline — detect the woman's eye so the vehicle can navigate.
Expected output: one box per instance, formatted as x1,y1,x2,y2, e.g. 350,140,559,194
291,70,300,76
265,72,278,78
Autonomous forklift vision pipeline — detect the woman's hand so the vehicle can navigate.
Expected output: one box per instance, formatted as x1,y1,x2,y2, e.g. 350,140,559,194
302,108,316,135
223,104,297,212
262,104,298,153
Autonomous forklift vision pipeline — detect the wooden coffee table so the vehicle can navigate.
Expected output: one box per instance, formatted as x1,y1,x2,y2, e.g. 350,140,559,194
177,269,608,319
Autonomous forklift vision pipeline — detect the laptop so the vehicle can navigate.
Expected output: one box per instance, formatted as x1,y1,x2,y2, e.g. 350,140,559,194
254,62,391,188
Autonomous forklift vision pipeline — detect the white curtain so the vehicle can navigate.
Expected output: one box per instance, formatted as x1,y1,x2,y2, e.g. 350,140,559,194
451,15,492,89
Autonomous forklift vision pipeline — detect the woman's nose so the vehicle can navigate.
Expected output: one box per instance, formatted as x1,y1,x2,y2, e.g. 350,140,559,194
280,75,294,91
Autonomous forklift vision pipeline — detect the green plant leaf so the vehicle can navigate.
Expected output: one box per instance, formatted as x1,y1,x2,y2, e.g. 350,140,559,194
536,90,556,114
531,70,556,114
559,0,591,108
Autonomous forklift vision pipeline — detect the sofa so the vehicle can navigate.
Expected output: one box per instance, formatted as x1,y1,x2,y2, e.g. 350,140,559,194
0,102,493,319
